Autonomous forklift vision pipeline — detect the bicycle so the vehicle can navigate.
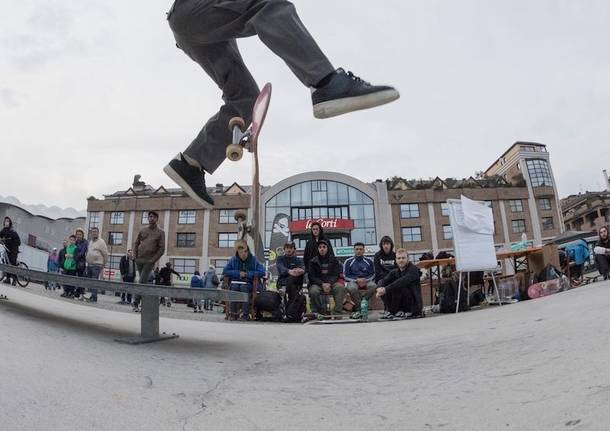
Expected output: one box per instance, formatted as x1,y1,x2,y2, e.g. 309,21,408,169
0,242,30,288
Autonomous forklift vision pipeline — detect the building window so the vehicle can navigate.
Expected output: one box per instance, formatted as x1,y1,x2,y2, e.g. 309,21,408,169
400,204,420,219
178,210,196,224
88,212,100,230
219,209,238,224
526,159,553,187
408,252,426,262
442,225,453,240
509,200,523,213
108,255,122,270
401,227,422,242
173,258,198,275
108,232,123,245
538,198,552,211
141,211,149,224
212,259,229,274
177,232,196,248
511,219,526,234
218,233,238,248
440,203,450,217
542,217,554,230
110,212,124,225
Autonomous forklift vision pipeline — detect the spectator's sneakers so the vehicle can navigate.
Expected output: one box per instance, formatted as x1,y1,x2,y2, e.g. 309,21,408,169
350,311,362,320
380,312,395,320
311,68,399,119
394,311,406,319
164,154,214,207
407,312,423,319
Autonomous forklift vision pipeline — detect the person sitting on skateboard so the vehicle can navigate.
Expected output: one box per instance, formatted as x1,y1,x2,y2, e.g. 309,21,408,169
164,0,400,207
594,226,610,280
344,242,377,317
276,241,305,307
223,239,266,320
308,240,346,315
376,249,423,320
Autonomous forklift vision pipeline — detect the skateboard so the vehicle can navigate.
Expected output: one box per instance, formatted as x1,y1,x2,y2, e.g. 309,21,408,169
227,83,271,264
527,277,569,299
302,312,364,325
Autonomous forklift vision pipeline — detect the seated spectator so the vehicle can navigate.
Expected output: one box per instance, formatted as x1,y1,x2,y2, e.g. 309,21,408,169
308,240,346,315
344,242,377,314
376,248,423,319
202,265,220,310
276,241,305,306
565,239,591,281
594,226,610,280
223,240,265,320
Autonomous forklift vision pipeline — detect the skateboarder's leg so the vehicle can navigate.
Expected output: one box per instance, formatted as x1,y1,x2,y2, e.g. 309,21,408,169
179,39,260,174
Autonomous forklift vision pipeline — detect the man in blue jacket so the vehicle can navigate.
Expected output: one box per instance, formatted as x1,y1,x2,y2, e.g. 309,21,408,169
223,239,265,320
344,242,377,313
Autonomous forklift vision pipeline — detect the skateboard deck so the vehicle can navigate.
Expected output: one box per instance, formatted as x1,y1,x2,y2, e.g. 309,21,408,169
527,278,568,299
302,312,364,324
227,83,271,263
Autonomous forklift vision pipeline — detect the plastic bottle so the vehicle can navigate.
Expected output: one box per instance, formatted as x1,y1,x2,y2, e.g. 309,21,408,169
360,298,369,321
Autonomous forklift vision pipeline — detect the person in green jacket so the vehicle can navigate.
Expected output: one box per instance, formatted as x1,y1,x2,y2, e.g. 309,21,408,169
60,235,78,298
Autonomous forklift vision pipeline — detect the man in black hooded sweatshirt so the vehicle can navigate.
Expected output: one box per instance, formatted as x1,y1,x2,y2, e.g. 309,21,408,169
1,216,21,286
374,236,396,284
303,222,334,273
376,248,423,319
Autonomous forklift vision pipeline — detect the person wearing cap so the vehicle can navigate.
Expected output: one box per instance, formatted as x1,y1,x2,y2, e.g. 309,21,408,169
308,239,346,315
223,239,265,320
132,211,166,311
276,241,305,307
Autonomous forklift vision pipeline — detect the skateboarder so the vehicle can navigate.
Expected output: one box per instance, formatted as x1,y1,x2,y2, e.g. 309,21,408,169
164,0,400,207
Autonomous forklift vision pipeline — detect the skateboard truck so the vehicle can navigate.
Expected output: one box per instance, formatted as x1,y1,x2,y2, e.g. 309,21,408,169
233,209,251,240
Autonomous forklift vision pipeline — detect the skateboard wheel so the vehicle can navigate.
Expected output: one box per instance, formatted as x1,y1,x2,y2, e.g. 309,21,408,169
234,209,247,222
228,117,246,132
226,144,243,161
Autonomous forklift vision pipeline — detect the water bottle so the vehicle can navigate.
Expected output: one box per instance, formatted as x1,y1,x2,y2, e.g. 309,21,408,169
360,298,369,321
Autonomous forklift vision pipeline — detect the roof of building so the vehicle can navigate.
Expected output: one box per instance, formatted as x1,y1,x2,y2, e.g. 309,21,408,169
484,141,547,174
385,175,514,191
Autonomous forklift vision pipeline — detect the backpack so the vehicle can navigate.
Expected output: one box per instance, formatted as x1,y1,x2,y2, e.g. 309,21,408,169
439,279,469,313
285,293,306,323
254,291,282,321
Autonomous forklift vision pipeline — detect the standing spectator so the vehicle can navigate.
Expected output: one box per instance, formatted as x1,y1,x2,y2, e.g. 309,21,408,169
276,241,305,308
303,222,334,273
308,240,346,315
202,265,220,310
132,211,165,312
119,249,137,304
73,228,89,298
190,270,205,313
374,236,396,284
46,248,60,290
594,226,610,280
223,240,265,320
59,235,78,298
57,240,68,291
376,248,423,319
84,227,108,303
158,262,180,306
343,242,377,316
0,216,21,286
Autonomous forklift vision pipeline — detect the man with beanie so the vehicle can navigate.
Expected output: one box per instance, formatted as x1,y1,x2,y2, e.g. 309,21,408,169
308,239,346,315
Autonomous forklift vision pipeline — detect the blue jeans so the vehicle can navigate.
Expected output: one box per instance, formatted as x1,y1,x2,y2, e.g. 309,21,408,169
86,265,102,301
229,282,262,317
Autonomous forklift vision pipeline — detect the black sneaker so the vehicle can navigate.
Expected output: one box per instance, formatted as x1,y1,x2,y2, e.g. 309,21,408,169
163,154,214,207
312,68,399,119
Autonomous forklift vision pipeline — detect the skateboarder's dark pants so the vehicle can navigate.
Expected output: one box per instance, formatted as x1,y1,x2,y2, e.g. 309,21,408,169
3,251,18,284
167,0,334,174
309,283,346,313
62,269,77,296
133,262,155,309
121,275,134,303
382,283,423,315
595,254,610,280
278,274,303,305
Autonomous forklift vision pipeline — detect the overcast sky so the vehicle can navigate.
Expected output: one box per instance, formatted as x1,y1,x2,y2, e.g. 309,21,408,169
2,0,610,210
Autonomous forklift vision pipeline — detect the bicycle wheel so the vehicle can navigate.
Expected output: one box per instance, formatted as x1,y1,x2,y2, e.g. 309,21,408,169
16,262,30,287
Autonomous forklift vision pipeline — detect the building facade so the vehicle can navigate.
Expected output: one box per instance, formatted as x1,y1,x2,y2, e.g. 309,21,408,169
86,142,563,275
561,191,610,233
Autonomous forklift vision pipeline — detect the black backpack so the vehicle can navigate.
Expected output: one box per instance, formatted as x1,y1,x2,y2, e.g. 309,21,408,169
254,291,282,321
285,293,306,323
439,279,469,313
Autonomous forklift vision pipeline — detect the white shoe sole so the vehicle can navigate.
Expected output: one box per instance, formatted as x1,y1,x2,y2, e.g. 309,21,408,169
313,89,400,119
163,158,214,208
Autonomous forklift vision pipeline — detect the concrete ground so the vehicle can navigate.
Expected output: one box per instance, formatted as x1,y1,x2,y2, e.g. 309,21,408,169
1,280,609,431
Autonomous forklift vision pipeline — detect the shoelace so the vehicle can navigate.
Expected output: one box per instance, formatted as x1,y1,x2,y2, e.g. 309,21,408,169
343,69,370,86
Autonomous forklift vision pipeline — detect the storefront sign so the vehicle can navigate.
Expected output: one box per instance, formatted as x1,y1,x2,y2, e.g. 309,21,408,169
288,218,354,232
334,246,377,257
